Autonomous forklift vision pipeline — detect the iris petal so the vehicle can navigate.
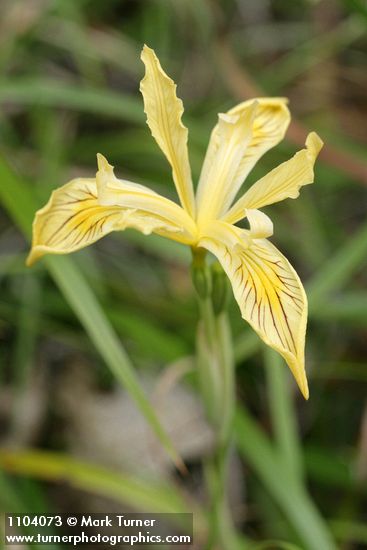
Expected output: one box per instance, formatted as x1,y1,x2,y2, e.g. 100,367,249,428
224,132,323,224
140,45,195,217
27,159,197,266
199,222,309,399
197,98,291,220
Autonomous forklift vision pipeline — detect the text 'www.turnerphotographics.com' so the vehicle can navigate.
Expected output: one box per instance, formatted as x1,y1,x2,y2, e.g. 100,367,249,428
4,513,193,546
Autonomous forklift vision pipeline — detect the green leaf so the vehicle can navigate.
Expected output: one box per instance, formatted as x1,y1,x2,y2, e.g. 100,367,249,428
264,349,303,481
0,449,198,519
310,292,367,326
0,155,182,469
0,80,143,123
307,220,367,306
235,407,337,550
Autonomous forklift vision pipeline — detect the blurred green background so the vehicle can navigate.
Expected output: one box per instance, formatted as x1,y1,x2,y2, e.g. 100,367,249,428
0,0,367,548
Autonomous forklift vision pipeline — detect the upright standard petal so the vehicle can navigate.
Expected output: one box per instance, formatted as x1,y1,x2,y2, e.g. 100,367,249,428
197,98,290,218
27,161,197,266
140,45,195,217
196,103,258,224
199,223,309,398
224,132,323,224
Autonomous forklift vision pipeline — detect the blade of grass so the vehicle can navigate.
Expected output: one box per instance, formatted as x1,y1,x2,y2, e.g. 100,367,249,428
12,273,41,388
0,79,208,146
0,298,90,352
264,349,303,481
304,446,353,490
0,450,203,531
0,471,25,511
234,331,261,364
329,519,367,545
311,361,367,383
0,155,183,469
108,306,188,362
307,220,367,306
260,16,365,91
0,80,143,123
37,16,141,77
310,292,367,326
235,407,337,550
0,472,55,550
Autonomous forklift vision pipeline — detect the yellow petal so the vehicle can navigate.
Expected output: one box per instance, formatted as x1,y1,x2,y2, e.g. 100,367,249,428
27,168,197,266
246,208,273,239
140,45,195,217
197,98,290,221
200,222,309,399
26,178,126,266
224,132,323,224
196,103,258,224
96,154,197,242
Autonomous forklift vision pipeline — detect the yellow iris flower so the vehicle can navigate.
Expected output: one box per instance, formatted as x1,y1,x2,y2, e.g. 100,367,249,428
27,45,323,399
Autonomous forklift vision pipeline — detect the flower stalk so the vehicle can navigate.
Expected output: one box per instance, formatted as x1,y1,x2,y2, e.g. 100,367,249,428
192,249,235,444
192,249,238,548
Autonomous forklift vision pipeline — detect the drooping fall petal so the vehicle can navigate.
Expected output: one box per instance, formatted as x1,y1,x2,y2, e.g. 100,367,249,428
26,161,197,266
199,222,309,399
197,98,290,219
26,178,124,266
140,45,195,217
224,132,323,224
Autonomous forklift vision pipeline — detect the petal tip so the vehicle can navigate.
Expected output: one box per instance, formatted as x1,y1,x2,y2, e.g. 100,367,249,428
26,248,41,267
294,363,309,400
306,132,324,157
96,153,113,173
141,43,148,56
141,44,156,63
301,381,309,400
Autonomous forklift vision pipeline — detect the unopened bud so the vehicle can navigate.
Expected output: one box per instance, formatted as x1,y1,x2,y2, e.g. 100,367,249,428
191,263,211,299
191,248,211,299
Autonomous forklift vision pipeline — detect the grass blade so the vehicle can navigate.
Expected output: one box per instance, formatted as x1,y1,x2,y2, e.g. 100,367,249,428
235,407,337,550
0,449,194,516
0,80,143,122
307,221,367,306
265,349,303,481
0,155,182,468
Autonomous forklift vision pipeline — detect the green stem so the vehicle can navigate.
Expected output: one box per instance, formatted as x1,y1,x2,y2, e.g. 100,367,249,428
192,251,239,549
216,312,235,446
196,297,221,425
204,446,235,549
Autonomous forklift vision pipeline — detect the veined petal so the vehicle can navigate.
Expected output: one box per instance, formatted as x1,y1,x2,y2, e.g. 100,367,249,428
27,171,197,266
200,219,251,251
224,132,323,224
140,45,195,217
228,97,291,181
197,98,290,220
196,102,258,224
199,223,309,398
96,154,197,241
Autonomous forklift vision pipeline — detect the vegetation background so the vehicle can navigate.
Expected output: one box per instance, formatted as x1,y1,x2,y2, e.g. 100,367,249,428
0,0,366,548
